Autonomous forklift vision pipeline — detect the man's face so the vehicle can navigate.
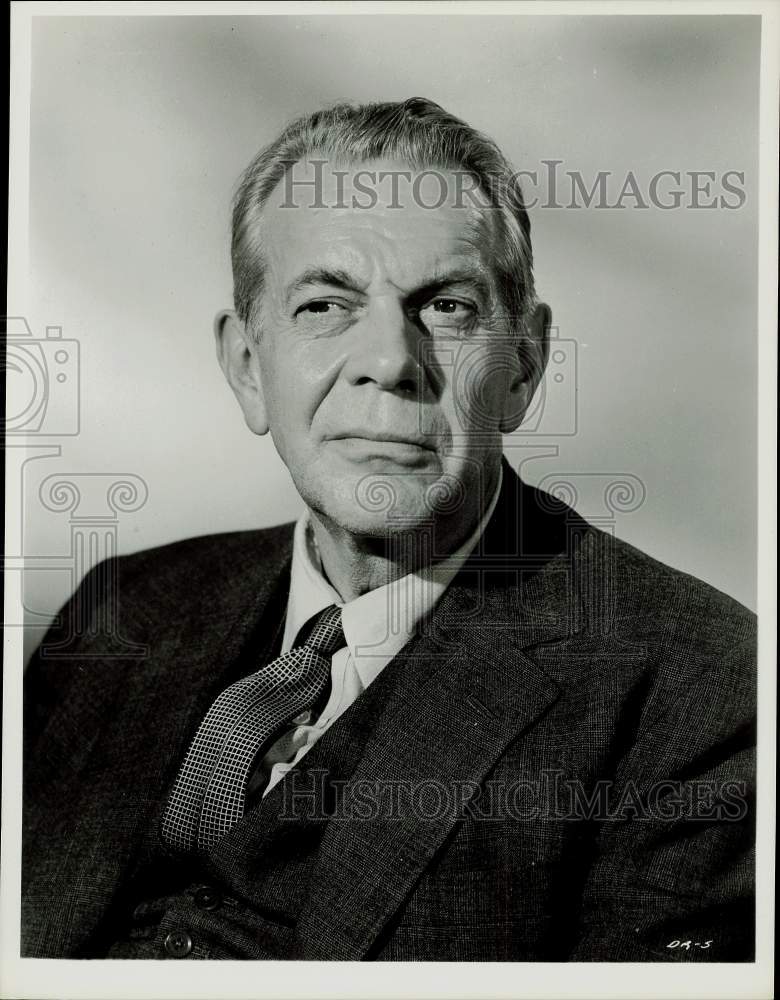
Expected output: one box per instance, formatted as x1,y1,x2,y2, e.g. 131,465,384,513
221,159,545,543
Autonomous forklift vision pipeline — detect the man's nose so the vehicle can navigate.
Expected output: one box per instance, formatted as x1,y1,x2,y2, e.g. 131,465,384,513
342,296,423,394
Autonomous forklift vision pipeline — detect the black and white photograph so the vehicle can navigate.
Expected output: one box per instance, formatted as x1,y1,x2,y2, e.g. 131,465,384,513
3,3,776,998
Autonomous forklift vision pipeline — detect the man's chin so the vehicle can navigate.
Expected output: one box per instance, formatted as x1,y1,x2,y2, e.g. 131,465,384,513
315,470,464,538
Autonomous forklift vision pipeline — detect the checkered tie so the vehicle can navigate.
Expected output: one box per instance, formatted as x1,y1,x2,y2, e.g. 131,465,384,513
161,604,346,853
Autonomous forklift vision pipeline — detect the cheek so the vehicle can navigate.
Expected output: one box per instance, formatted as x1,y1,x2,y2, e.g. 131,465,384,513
259,335,334,438
447,347,515,431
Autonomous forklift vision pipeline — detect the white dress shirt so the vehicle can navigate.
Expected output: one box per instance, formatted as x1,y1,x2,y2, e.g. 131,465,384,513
257,467,503,797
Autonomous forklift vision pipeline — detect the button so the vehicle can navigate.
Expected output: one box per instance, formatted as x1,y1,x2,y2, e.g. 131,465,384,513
194,886,222,911
164,929,192,958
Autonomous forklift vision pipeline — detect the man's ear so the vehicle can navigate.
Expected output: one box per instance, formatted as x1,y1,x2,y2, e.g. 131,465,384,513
214,309,269,436
499,302,551,434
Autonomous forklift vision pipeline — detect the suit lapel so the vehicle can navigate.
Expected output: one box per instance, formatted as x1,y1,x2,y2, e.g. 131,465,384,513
295,467,587,960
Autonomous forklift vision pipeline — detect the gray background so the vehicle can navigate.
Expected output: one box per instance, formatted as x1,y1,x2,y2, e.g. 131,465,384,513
21,14,759,653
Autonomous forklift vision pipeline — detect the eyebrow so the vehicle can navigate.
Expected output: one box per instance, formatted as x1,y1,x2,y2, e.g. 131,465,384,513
284,265,494,309
286,268,365,306
408,269,493,308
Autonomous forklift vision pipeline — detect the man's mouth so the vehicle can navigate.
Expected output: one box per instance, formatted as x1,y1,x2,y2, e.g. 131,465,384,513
325,432,438,465
328,430,435,450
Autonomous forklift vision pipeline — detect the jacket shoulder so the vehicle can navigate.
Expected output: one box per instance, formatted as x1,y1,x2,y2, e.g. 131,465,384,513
581,526,756,654
110,522,296,613
43,522,296,646
115,522,295,585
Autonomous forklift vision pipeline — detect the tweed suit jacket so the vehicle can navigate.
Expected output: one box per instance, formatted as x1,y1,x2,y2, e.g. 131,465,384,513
22,463,756,961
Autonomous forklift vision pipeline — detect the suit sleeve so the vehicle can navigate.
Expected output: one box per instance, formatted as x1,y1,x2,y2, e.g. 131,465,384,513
567,635,756,962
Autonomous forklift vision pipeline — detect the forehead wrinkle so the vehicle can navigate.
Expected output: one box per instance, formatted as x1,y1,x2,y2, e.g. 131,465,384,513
262,164,497,305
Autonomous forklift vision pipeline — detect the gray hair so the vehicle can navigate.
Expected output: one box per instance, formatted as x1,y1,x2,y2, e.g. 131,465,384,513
231,97,535,336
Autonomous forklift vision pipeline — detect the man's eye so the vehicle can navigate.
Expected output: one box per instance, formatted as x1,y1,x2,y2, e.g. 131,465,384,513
296,300,346,317
419,298,477,330
433,298,471,314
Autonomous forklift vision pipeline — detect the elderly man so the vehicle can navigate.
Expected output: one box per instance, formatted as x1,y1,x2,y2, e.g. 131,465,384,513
22,98,755,962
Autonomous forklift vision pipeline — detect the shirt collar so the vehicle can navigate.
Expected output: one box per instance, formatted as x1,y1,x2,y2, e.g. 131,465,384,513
282,465,503,685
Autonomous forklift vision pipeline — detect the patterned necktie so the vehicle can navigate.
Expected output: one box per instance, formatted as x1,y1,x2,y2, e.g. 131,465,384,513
161,603,346,854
